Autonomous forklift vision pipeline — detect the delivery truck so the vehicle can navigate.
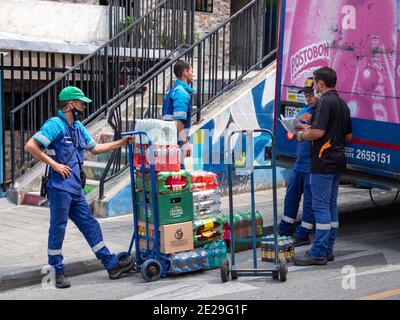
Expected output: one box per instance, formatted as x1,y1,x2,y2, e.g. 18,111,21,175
274,0,400,190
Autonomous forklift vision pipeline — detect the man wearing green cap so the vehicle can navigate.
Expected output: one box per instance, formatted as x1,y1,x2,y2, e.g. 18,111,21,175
25,86,134,288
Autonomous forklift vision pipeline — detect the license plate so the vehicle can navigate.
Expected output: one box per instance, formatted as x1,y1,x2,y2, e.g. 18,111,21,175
285,106,300,118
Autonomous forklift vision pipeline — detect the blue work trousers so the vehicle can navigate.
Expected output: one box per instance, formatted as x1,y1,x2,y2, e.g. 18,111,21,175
309,173,341,258
278,170,315,240
47,188,118,273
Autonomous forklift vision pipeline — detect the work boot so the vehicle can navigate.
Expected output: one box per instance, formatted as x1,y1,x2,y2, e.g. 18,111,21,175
327,253,335,262
108,254,135,280
293,236,311,247
294,250,327,266
55,272,71,289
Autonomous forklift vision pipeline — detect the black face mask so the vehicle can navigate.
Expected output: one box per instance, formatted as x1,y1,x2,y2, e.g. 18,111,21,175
71,107,84,122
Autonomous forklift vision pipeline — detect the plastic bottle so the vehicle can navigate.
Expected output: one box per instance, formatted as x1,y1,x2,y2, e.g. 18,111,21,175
333,0,398,124
255,211,264,236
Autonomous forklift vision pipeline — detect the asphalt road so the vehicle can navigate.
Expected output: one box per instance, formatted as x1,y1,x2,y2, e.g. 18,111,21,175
1,204,400,301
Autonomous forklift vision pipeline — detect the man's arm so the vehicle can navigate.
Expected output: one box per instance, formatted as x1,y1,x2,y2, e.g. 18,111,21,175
298,128,325,142
25,138,72,179
176,120,191,157
89,137,132,155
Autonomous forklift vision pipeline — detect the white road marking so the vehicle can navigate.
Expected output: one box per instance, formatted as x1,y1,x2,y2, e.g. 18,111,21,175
330,264,400,281
124,276,258,300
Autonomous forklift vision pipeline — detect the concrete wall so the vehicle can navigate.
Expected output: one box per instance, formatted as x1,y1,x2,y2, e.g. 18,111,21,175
0,0,109,44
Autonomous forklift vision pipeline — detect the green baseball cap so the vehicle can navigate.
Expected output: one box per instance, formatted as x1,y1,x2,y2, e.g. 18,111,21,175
59,86,92,103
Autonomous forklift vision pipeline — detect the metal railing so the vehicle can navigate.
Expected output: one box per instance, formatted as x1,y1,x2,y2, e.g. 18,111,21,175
0,50,85,185
98,0,279,199
8,0,195,186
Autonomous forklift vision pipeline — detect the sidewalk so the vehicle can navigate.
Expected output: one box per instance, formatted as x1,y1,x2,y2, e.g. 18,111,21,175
0,185,399,291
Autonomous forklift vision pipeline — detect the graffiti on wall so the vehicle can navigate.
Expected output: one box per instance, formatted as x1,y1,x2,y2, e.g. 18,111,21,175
190,69,288,193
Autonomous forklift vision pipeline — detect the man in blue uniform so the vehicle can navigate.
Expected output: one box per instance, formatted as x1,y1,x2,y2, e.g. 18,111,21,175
278,77,318,246
294,67,352,266
25,86,135,288
161,60,194,165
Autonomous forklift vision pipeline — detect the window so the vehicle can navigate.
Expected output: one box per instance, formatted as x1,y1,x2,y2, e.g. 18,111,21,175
196,0,213,13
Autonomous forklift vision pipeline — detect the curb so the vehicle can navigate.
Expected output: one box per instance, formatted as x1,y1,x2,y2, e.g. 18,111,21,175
0,259,103,292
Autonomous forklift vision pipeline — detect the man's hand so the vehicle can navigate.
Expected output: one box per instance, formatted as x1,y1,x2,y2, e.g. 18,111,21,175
298,112,312,124
51,162,72,179
295,124,311,132
121,136,135,147
181,141,192,158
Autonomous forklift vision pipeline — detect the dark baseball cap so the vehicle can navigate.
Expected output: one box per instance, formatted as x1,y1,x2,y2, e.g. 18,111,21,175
298,77,314,94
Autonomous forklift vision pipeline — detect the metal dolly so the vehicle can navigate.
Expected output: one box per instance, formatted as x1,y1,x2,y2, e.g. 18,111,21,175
118,130,170,282
220,129,288,283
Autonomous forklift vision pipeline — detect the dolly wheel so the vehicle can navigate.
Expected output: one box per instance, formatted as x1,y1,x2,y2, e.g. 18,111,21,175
141,259,162,282
221,259,230,283
272,268,279,280
231,270,238,280
279,262,288,282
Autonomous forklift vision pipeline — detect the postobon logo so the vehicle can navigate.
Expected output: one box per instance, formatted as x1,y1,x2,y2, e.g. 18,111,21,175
290,41,331,82
175,228,184,240
170,205,183,218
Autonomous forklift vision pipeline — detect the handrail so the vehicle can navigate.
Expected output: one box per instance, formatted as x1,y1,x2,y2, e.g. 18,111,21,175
98,0,279,199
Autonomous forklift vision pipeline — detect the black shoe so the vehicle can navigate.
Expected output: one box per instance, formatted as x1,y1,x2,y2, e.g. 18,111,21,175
327,253,335,262
108,254,135,280
293,237,311,247
294,250,327,266
55,272,71,289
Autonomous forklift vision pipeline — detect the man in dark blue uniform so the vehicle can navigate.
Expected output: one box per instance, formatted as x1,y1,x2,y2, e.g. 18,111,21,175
278,77,318,246
294,67,352,266
25,86,135,288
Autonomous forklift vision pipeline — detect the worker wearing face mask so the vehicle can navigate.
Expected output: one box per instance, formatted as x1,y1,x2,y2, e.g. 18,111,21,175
25,86,135,288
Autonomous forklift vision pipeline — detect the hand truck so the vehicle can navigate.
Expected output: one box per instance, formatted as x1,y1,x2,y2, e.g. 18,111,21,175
117,130,171,282
220,129,288,283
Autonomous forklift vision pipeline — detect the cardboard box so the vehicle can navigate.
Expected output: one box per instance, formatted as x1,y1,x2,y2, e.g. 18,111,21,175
138,221,194,254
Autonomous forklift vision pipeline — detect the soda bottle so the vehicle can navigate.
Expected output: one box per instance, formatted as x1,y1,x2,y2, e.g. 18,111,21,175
333,0,398,124
283,0,343,93
255,211,264,236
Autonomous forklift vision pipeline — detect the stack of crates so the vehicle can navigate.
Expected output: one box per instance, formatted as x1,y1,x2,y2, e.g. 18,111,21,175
134,135,196,255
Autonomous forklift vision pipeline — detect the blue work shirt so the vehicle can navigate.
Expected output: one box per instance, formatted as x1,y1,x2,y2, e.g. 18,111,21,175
171,79,194,130
33,110,96,195
293,105,313,173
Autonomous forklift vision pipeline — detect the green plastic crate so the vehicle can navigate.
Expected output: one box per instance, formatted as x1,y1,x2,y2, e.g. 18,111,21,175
137,191,194,225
